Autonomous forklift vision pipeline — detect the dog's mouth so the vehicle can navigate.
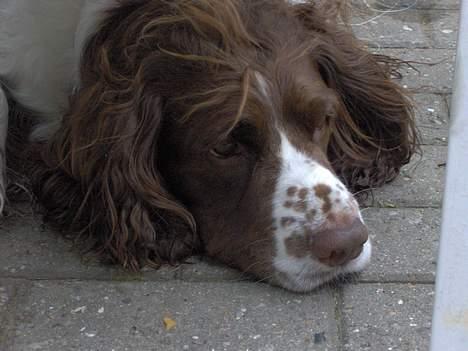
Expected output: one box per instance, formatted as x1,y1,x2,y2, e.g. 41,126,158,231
272,239,372,292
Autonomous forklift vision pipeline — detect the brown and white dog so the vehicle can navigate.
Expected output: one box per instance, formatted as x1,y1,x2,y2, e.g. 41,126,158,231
0,0,417,292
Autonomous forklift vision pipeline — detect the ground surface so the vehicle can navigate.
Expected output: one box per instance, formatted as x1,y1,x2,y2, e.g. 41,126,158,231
0,1,458,350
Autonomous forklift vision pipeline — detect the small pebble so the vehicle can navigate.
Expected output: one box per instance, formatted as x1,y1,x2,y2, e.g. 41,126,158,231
71,306,87,314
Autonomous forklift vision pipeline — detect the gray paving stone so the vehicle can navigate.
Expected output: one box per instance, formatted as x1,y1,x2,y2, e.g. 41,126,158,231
178,257,245,282
0,214,108,280
0,210,180,281
7,280,339,351
351,0,460,10
429,11,460,49
361,145,447,208
0,279,29,350
361,208,440,282
0,280,16,349
341,283,434,351
0,280,14,323
353,10,458,49
413,93,449,145
380,48,456,93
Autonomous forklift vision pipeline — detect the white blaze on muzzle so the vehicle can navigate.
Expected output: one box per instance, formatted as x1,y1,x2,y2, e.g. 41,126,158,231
271,132,372,292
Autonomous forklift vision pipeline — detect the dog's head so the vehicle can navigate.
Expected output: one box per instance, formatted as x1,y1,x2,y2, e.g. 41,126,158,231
36,0,416,292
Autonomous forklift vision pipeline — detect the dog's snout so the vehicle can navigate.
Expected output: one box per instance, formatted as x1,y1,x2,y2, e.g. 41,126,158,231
310,218,368,267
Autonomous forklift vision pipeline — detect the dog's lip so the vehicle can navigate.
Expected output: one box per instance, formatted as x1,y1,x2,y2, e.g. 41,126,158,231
272,239,372,292
349,245,364,260
271,269,340,292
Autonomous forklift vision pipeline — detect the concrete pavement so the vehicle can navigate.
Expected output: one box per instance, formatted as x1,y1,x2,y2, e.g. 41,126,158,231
0,1,457,350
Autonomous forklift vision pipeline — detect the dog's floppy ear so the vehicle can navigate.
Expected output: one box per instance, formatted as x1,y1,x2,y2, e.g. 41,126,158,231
32,5,199,270
293,1,418,191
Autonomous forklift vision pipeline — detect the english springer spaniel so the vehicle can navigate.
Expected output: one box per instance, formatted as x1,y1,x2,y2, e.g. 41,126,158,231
0,0,416,292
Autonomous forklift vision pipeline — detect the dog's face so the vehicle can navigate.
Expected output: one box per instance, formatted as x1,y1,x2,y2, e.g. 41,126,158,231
36,0,415,292
158,55,370,291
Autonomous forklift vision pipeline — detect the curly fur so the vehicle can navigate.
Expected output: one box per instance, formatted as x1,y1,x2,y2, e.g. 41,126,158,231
3,0,417,276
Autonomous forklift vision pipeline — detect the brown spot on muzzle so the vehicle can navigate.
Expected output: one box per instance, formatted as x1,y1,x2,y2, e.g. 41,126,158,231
298,188,309,200
314,184,332,213
281,217,296,228
293,200,308,213
314,184,331,198
287,186,298,197
285,231,309,258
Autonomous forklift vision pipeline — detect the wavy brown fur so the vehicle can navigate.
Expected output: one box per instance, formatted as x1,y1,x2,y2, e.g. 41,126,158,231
31,0,417,270
294,1,418,191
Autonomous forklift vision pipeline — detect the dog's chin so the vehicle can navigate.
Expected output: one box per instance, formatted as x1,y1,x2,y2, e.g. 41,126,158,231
272,240,372,293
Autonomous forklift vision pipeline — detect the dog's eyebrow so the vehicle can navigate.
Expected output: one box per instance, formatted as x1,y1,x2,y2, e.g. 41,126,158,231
282,77,337,128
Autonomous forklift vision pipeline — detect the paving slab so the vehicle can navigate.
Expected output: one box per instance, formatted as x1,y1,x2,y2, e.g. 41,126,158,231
353,10,458,49
0,280,14,325
360,145,447,208
0,279,23,348
351,0,460,10
0,213,110,280
341,283,434,351
0,210,181,282
5,280,339,351
413,93,449,145
379,48,456,93
177,257,246,283
361,208,440,282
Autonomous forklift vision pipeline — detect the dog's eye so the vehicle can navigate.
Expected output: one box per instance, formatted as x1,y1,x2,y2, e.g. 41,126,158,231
211,139,241,158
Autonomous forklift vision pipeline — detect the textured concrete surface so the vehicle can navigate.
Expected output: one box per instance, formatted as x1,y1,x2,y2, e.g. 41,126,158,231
361,208,440,282
413,93,449,146
0,0,457,350
353,9,458,49
4,281,339,351
342,284,434,351
361,145,447,208
382,48,456,94
380,48,456,93
352,0,460,10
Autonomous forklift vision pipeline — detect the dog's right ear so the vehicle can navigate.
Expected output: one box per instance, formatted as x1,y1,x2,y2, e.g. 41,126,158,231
32,2,201,270
292,0,419,192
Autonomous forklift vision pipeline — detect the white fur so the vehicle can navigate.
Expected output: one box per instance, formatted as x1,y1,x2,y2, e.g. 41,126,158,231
0,0,116,212
0,0,115,139
272,132,371,292
275,240,372,292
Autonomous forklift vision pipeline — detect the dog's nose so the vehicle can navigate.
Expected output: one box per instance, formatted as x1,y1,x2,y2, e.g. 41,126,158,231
310,218,368,267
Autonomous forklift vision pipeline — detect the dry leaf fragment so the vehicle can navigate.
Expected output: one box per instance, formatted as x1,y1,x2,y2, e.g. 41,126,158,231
163,316,177,331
